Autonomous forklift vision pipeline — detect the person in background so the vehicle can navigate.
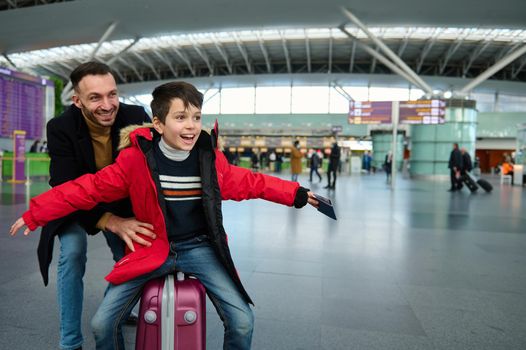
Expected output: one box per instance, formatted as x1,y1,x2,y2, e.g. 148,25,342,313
39,140,48,153
33,61,151,350
275,152,283,173
309,149,322,183
384,151,393,184
325,142,341,189
290,140,303,181
502,157,514,184
461,147,473,175
448,142,463,192
30,139,41,153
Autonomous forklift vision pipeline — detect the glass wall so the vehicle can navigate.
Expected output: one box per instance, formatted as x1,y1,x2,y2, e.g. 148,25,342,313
126,85,526,116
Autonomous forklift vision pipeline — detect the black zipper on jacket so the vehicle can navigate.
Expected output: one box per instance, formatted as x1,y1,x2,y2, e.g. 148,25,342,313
137,136,171,240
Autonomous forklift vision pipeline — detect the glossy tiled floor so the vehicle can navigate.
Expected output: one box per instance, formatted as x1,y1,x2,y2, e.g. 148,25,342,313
1,173,525,349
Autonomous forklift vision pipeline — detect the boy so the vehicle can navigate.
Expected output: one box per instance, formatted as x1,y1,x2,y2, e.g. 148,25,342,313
11,81,318,349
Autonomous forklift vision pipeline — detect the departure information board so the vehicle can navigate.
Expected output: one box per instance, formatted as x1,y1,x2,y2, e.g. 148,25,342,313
399,100,446,124
348,100,446,125
0,67,54,139
348,101,392,124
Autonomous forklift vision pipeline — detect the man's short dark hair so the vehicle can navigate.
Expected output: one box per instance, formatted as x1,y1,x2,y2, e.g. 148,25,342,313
70,62,114,91
151,82,203,123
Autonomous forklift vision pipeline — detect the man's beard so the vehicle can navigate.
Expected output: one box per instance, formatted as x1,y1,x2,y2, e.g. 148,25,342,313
80,103,116,127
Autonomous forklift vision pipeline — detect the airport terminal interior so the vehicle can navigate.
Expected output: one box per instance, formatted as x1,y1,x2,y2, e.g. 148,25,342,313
1,1,526,349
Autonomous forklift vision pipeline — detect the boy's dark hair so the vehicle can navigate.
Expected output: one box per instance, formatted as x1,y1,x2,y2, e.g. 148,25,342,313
70,62,114,91
151,82,203,123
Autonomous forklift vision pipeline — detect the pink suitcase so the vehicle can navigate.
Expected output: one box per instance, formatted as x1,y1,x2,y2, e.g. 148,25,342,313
135,272,206,350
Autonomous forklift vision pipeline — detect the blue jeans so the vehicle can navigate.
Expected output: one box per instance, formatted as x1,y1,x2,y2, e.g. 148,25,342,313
91,235,254,350
57,222,125,350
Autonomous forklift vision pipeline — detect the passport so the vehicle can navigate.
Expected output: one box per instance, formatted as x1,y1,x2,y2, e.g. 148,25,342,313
313,193,337,220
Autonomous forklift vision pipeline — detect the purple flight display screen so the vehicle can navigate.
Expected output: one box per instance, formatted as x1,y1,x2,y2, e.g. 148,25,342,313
0,67,53,139
399,100,446,124
348,101,392,124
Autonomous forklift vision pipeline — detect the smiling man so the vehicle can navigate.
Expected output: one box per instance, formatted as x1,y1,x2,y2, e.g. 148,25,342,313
38,62,152,350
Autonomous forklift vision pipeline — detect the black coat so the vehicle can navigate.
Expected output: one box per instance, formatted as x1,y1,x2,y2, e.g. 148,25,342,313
37,103,150,285
448,148,463,170
462,152,473,172
328,144,341,171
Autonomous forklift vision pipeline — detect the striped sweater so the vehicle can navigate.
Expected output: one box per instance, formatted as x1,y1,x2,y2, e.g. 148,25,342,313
153,141,208,242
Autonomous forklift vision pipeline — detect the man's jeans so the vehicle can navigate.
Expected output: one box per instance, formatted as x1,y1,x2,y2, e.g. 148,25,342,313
57,222,124,350
91,235,254,350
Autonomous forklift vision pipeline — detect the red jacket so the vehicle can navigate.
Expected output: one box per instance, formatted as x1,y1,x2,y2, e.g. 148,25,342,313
23,125,299,303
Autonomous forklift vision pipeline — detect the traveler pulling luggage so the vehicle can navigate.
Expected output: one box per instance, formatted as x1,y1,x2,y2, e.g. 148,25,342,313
136,272,206,350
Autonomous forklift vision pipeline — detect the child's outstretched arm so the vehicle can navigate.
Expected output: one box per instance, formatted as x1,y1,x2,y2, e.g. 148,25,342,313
9,161,131,235
216,149,319,208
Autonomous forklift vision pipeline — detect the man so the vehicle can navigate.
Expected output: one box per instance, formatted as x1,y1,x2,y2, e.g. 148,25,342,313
448,143,463,191
39,62,153,350
460,147,473,175
325,142,341,189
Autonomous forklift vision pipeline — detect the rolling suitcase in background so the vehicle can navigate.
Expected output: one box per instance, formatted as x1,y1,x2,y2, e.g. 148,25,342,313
135,272,206,350
461,173,478,193
467,172,493,193
476,178,493,193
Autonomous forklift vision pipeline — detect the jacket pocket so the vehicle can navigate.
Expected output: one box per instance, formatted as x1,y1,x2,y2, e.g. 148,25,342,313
113,249,149,268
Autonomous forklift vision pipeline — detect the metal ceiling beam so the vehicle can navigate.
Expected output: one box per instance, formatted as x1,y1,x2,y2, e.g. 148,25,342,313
232,32,252,74
331,81,354,101
279,31,292,74
305,29,311,73
397,28,414,57
39,63,68,80
511,57,526,79
2,53,17,69
462,41,492,77
171,46,196,76
211,34,232,74
495,42,521,62
370,46,379,73
459,44,526,95
339,25,424,90
107,38,140,66
256,32,272,74
118,56,143,81
153,50,177,78
89,21,118,61
349,40,356,73
132,52,161,80
439,40,463,74
328,30,333,74
416,29,441,73
189,36,214,76
342,7,434,95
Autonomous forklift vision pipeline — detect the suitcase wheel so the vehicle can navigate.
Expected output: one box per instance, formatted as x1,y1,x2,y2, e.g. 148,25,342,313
184,311,197,324
144,310,157,324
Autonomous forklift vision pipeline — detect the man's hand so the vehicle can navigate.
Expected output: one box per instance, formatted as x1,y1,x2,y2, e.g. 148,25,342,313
307,191,319,208
105,215,156,252
10,217,31,236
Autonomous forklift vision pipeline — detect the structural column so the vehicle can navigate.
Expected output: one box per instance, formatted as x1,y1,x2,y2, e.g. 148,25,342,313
371,130,404,171
410,99,477,176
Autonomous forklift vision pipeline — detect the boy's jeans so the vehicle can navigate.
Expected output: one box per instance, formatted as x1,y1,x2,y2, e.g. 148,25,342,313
91,235,254,350
57,222,124,350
